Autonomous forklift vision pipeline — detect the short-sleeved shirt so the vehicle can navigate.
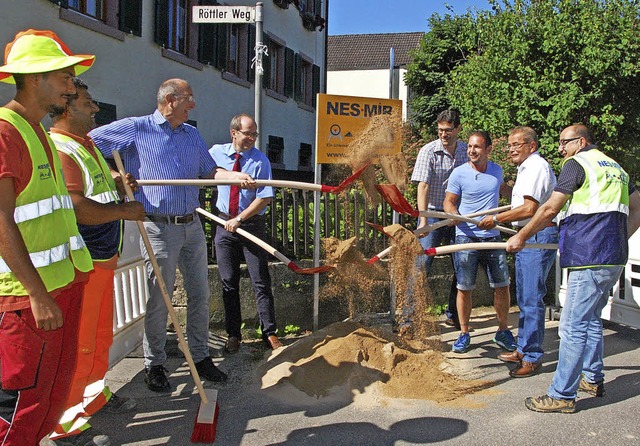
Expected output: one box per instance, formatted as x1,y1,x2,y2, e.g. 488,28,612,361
511,152,557,227
208,143,273,215
89,110,217,215
447,161,503,238
411,139,468,210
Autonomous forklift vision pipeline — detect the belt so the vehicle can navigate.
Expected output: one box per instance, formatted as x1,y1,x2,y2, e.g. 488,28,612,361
218,212,264,222
145,212,196,225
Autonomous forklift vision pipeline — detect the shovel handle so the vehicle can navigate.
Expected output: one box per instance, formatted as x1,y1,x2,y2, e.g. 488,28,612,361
112,150,208,405
414,205,513,236
426,242,558,256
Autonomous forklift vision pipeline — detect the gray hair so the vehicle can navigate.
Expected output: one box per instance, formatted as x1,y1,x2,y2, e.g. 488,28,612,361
157,78,187,105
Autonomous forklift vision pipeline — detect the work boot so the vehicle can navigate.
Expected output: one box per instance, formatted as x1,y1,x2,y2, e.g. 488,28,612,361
524,395,576,413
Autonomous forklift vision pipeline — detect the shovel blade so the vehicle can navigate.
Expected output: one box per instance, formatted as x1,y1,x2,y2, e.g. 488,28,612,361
375,184,418,216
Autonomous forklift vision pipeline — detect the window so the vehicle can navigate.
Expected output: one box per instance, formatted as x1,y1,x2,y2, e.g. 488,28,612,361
263,33,286,96
294,53,321,108
49,0,142,39
155,0,202,69
267,136,285,167
94,101,117,126
68,0,104,20
299,143,312,169
227,24,241,76
198,20,253,85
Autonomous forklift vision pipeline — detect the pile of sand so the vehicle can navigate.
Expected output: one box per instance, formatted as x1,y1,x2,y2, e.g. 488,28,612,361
258,322,487,406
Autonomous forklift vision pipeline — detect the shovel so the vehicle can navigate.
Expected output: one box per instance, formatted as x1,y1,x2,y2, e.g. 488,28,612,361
137,163,370,194
425,242,558,256
195,208,334,275
375,184,516,234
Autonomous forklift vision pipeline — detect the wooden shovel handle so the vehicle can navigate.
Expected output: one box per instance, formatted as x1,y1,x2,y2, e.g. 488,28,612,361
426,242,558,256
112,150,208,405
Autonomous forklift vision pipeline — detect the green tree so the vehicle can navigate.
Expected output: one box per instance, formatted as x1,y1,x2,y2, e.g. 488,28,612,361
407,0,640,177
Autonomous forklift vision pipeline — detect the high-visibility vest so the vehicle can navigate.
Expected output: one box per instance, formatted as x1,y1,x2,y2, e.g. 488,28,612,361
0,108,93,296
51,132,123,260
558,148,630,268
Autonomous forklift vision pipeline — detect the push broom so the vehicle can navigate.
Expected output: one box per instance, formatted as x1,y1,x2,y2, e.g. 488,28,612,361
112,151,218,443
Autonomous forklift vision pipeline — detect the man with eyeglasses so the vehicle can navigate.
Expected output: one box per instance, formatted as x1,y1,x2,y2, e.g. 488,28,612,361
411,109,468,331
90,79,255,393
478,126,558,378
444,131,515,354
507,124,640,413
209,114,282,353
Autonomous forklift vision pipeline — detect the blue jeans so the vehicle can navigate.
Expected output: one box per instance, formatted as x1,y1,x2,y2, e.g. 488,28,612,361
548,265,623,400
140,219,211,367
453,235,510,290
515,225,558,363
418,219,458,320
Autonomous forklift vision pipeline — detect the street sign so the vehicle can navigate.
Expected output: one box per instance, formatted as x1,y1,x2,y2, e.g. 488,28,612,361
192,5,256,23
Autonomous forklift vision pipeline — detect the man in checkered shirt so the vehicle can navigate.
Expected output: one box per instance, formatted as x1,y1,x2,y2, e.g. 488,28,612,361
411,109,468,328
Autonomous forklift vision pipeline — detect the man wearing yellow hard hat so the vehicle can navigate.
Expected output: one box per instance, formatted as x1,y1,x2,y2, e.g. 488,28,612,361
0,29,95,446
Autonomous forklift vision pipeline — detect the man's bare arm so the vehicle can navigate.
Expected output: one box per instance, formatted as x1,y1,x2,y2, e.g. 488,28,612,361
69,190,145,225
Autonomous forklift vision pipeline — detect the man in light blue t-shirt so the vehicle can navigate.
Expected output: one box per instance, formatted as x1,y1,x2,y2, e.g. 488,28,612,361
443,130,515,354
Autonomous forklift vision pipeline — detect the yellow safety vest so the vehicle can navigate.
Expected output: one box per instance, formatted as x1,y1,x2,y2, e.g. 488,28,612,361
0,108,93,296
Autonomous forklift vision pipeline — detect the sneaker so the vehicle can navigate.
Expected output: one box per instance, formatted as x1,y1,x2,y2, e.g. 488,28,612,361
579,375,605,397
493,330,517,352
452,332,471,353
41,428,111,446
524,395,576,413
195,357,228,383
144,365,171,392
103,393,137,414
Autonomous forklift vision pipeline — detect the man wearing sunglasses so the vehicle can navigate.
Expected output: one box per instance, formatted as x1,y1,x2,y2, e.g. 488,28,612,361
507,124,640,413
209,114,281,354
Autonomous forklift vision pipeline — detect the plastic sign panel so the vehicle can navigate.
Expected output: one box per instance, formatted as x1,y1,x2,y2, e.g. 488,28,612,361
316,94,402,164
192,6,256,23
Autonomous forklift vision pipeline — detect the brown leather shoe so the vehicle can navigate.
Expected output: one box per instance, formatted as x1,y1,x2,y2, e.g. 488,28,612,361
225,336,240,354
266,335,283,349
510,360,541,378
498,350,523,363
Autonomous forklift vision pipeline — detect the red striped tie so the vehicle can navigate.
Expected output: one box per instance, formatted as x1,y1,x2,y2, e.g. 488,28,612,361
229,153,241,217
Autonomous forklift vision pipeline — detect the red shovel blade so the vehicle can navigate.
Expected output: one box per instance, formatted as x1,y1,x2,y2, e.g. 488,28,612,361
375,184,419,217
365,221,392,237
321,163,371,194
288,262,335,275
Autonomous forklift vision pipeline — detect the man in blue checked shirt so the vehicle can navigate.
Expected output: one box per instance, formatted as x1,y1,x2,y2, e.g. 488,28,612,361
90,79,254,393
209,114,282,354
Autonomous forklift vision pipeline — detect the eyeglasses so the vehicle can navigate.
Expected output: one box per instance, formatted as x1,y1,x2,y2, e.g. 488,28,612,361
173,94,194,103
237,130,259,138
506,141,530,150
437,127,456,134
559,137,581,147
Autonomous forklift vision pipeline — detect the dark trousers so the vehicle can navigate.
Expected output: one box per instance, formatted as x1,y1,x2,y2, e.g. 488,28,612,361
214,216,276,339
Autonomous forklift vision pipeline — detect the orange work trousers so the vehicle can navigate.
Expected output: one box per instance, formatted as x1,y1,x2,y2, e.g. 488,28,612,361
60,264,115,419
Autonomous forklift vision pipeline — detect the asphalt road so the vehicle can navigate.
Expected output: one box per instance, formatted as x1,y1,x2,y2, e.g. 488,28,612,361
90,311,640,446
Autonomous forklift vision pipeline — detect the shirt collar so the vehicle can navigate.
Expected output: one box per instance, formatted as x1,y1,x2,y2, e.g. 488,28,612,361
49,127,94,149
152,109,186,132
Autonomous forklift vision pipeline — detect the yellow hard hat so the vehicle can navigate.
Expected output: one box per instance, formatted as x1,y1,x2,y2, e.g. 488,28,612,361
0,29,95,84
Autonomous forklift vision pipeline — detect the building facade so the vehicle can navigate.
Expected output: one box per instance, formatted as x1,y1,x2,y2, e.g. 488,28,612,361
327,32,423,122
0,0,328,180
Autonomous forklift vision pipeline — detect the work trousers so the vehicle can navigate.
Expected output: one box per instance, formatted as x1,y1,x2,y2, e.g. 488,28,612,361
0,281,84,446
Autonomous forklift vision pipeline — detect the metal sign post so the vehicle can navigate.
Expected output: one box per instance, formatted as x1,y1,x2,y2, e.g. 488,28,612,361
192,2,264,149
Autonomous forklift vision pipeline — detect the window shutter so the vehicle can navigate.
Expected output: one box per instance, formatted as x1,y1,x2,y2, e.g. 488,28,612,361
284,47,295,97
154,0,169,47
246,25,256,83
312,64,320,107
48,0,68,7
119,0,143,36
261,34,271,89
293,53,302,102
214,23,228,70
314,0,322,16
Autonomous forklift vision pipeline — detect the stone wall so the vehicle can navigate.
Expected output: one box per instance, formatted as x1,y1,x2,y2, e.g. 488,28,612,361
171,254,557,332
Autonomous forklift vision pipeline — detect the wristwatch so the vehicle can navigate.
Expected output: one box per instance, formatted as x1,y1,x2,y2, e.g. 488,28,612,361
493,215,499,225
235,216,243,224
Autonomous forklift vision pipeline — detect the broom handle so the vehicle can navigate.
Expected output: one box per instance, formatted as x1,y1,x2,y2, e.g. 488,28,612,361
195,207,291,264
112,151,208,405
138,178,323,191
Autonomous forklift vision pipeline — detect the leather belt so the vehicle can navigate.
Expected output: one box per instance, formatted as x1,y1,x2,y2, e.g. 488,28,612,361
145,212,196,225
